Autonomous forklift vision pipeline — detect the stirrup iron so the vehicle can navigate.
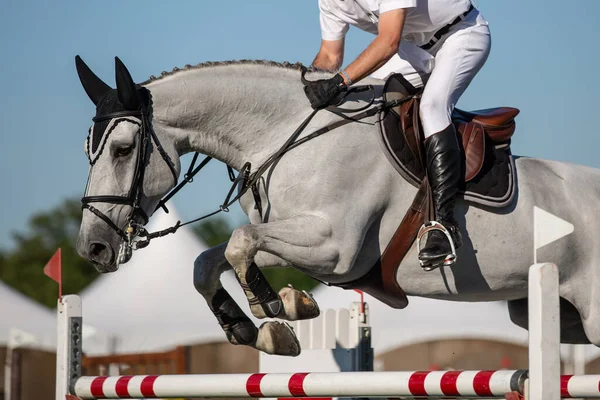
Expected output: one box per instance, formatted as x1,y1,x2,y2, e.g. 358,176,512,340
417,221,457,271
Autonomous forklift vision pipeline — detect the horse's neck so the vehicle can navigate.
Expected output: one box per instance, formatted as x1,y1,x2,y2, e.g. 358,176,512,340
146,65,319,169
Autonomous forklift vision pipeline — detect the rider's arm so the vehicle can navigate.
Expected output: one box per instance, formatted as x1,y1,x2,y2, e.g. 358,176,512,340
311,39,345,71
340,9,406,85
313,0,348,71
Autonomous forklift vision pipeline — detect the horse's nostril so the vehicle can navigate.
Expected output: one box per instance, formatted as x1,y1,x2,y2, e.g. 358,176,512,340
90,242,107,258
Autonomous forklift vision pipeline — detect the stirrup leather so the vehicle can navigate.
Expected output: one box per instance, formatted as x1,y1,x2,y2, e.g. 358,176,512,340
417,221,458,271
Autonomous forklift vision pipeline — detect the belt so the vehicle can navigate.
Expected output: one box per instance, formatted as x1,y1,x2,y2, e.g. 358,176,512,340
420,3,475,50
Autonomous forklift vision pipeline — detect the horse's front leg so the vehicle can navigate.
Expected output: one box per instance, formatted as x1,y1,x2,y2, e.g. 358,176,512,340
225,214,337,321
194,243,301,356
225,214,338,320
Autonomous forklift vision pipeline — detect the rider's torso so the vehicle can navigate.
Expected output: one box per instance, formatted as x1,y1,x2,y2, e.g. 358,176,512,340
320,0,472,46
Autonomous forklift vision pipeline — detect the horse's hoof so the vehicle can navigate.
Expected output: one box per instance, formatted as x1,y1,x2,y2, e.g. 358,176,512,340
278,286,320,321
256,321,301,356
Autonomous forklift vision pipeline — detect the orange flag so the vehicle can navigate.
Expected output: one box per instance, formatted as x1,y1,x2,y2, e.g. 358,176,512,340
44,248,62,300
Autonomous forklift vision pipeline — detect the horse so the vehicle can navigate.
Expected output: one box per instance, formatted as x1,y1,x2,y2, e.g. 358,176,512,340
74,56,600,356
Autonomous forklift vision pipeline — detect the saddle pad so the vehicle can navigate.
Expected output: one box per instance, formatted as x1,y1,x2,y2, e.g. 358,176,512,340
377,105,517,208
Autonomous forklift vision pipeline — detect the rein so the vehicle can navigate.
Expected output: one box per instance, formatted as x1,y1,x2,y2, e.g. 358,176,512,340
87,71,412,256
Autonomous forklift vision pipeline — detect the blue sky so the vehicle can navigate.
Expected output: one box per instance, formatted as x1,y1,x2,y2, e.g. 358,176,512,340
1,0,599,249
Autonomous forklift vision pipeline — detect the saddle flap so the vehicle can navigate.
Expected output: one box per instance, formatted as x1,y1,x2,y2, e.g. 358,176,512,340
457,122,486,182
453,107,519,143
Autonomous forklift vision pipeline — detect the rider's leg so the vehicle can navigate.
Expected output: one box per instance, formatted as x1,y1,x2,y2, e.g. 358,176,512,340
419,125,463,266
370,41,434,88
418,10,491,267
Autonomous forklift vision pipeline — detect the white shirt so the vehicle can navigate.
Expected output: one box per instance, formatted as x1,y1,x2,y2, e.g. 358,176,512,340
319,0,472,46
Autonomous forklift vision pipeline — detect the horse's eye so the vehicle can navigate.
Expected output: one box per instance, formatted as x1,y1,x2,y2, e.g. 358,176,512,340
115,146,133,157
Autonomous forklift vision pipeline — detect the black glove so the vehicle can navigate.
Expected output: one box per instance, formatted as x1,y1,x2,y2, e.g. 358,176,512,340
303,73,348,110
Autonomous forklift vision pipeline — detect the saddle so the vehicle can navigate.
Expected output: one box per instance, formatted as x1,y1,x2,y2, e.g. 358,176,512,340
336,73,520,308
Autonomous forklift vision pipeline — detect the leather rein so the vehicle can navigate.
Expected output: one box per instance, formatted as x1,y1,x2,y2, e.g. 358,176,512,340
84,68,411,257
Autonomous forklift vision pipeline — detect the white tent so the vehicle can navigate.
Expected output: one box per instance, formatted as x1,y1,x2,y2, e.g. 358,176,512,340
0,280,56,350
80,204,252,355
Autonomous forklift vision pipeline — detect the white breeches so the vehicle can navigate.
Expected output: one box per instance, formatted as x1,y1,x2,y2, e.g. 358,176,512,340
371,9,491,138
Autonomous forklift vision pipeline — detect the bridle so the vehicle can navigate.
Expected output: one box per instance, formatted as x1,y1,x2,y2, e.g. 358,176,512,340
81,99,178,258
82,68,409,262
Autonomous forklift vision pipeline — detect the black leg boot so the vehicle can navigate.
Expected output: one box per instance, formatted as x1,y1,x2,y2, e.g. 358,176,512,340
418,124,463,270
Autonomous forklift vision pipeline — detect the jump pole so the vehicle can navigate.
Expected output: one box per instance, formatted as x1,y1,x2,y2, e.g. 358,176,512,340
72,370,527,399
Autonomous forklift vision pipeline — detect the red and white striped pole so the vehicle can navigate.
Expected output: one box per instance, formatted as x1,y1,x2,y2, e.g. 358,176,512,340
561,375,600,398
69,371,600,399
72,370,528,399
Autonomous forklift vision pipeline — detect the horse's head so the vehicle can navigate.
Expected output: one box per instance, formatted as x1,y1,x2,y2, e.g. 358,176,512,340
75,56,180,272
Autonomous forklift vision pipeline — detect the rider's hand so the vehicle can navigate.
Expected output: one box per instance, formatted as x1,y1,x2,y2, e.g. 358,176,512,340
303,73,348,110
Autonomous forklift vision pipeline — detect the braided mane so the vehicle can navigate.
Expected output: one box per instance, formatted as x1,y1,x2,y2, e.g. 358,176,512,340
140,60,310,85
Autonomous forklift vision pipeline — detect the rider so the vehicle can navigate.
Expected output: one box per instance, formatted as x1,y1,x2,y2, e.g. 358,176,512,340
303,0,491,268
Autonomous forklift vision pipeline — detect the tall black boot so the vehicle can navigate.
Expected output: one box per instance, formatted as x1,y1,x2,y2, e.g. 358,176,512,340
418,124,463,270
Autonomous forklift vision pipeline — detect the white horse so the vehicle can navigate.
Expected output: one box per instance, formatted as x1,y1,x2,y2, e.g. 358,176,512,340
75,56,600,356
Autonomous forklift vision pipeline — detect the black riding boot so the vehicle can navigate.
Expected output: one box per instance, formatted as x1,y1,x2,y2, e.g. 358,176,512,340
418,124,463,269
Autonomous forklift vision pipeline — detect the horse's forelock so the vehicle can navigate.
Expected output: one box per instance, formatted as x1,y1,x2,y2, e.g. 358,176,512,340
88,88,151,157
89,91,126,155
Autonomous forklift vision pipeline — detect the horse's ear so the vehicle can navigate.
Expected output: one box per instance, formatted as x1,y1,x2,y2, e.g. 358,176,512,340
75,55,111,106
115,56,140,110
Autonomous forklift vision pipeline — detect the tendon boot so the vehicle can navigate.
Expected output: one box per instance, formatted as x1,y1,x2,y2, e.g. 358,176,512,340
418,124,463,271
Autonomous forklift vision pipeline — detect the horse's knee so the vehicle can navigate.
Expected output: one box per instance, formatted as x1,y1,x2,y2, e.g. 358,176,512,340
225,225,258,266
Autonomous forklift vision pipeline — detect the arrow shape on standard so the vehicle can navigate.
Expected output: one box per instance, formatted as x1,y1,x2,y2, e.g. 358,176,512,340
534,206,574,250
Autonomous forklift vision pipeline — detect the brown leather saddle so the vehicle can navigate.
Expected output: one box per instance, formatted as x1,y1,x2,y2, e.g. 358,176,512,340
335,73,520,308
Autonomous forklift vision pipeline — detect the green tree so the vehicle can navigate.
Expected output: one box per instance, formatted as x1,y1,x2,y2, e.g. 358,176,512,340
192,218,234,247
0,198,97,307
192,217,320,291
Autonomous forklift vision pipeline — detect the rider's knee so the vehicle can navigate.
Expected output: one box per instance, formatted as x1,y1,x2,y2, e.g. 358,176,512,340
419,95,451,135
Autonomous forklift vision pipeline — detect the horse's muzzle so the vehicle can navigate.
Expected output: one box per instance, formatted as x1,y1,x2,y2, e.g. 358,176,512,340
77,235,118,273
